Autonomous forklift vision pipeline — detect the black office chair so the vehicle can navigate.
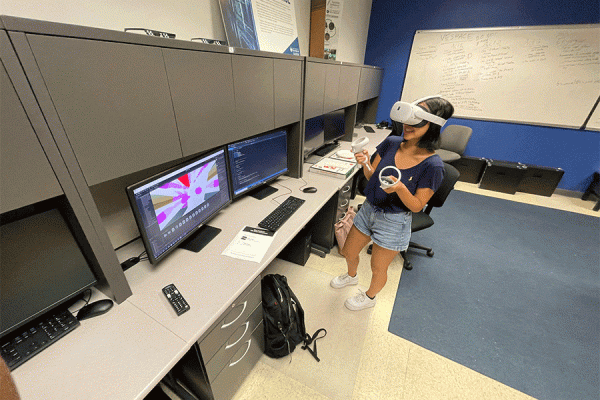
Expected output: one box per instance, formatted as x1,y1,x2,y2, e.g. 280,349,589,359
399,162,460,270
365,162,460,270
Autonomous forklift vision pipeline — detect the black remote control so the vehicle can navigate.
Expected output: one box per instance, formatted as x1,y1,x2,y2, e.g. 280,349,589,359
162,284,190,316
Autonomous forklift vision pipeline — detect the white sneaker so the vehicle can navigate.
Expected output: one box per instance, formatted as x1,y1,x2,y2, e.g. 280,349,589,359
330,273,359,289
345,290,376,311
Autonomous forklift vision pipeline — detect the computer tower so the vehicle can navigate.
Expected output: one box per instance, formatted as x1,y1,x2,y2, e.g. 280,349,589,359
277,227,312,266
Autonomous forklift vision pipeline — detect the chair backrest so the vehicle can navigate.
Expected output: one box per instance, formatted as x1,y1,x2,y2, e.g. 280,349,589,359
438,125,473,155
424,163,460,213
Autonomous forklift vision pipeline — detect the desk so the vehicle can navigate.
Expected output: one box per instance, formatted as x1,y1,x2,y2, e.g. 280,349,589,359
10,126,390,400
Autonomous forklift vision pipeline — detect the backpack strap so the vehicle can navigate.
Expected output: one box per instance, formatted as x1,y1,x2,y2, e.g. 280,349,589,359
301,328,327,362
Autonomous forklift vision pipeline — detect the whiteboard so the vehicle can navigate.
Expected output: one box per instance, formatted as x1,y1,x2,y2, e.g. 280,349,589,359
401,25,600,130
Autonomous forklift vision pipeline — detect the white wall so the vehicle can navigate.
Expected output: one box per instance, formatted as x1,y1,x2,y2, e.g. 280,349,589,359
0,0,371,64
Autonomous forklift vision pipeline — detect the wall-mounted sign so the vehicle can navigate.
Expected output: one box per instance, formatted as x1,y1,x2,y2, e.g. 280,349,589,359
324,0,343,60
219,0,300,56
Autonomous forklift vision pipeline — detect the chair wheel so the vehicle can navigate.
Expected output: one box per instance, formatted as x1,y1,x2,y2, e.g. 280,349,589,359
403,258,412,270
427,250,434,257
367,244,373,255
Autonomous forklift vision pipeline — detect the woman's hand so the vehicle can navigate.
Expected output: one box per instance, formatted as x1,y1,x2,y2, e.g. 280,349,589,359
355,150,370,168
382,175,405,194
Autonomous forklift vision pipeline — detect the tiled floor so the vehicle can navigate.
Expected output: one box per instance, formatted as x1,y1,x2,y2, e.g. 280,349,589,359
232,183,598,400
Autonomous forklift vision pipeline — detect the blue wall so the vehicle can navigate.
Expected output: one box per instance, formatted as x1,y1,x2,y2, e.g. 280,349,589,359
364,0,599,191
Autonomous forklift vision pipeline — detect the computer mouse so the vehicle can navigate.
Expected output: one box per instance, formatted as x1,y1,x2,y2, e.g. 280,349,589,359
76,299,114,321
302,187,318,193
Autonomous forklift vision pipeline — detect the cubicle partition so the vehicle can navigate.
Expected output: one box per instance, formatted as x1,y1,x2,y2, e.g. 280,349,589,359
0,14,384,400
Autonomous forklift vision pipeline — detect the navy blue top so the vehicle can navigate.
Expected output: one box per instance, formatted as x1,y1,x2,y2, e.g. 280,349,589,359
364,136,444,213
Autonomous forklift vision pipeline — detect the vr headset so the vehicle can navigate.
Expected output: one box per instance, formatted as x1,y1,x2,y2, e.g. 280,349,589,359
389,95,447,128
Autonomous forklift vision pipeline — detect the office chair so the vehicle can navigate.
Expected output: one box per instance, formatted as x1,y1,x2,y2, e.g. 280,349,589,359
435,125,473,162
366,163,460,270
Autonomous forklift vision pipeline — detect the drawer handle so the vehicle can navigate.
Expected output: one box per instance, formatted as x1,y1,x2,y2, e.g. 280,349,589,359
229,340,252,367
221,301,247,329
339,199,349,208
342,185,351,193
226,322,250,350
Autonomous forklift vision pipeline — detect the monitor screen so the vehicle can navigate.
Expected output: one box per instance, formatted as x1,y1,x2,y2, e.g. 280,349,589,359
227,129,288,198
126,147,231,264
304,115,325,158
323,109,346,143
1,202,97,338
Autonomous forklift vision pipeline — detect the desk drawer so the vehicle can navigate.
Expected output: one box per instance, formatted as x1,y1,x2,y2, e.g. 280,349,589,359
199,276,261,363
210,321,264,400
205,302,263,382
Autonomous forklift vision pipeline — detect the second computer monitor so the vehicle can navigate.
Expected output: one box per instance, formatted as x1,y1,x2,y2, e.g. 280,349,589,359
227,129,288,199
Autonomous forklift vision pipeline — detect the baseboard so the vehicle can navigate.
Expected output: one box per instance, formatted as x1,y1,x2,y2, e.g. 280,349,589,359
554,188,584,198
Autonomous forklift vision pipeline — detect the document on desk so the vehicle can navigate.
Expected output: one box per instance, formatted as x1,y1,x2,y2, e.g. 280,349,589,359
222,226,275,263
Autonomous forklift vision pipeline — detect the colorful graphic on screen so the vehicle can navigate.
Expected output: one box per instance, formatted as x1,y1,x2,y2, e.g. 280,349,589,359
150,161,220,231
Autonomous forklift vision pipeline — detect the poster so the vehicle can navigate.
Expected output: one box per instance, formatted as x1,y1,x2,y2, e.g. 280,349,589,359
219,0,300,56
324,0,344,60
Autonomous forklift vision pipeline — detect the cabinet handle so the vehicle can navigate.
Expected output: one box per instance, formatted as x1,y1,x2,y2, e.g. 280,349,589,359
339,199,349,208
226,322,250,349
342,185,351,193
229,340,252,367
221,301,247,329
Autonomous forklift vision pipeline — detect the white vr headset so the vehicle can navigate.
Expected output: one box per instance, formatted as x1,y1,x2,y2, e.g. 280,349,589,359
389,95,447,127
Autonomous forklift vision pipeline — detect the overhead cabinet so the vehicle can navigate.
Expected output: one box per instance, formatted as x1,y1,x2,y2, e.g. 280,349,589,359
338,65,361,110
358,66,383,102
232,55,275,137
163,48,237,157
0,62,63,213
274,58,302,128
304,59,363,119
25,34,183,186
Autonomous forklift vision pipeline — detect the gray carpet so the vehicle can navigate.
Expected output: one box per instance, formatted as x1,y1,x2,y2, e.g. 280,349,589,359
389,191,599,400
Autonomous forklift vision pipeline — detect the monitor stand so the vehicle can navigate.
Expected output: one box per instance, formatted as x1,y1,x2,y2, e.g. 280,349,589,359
180,225,222,253
249,185,278,200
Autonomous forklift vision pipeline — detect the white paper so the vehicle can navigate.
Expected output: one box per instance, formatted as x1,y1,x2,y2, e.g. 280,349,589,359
222,226,275,263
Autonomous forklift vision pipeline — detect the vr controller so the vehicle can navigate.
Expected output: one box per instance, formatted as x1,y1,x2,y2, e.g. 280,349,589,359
379,166,401,190
390,95,447,127
351,137,371,171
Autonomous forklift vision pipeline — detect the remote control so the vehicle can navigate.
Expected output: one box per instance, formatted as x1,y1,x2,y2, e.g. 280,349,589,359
162,284,190,316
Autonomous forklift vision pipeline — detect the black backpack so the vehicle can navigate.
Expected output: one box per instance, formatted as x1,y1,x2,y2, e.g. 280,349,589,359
261,274,326,361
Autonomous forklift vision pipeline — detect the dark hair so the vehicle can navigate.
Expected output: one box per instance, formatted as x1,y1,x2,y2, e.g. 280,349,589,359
416,97,454,151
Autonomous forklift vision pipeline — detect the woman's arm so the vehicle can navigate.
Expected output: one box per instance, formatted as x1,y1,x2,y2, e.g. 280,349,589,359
383,178,435,212
356,152,380,181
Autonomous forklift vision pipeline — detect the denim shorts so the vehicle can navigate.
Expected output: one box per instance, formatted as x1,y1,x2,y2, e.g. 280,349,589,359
353,200,412,252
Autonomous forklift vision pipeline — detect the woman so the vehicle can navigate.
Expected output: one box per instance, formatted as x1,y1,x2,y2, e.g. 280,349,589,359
331,96,454,311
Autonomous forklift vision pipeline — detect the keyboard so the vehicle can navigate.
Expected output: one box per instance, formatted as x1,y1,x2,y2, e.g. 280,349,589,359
1,308,80,370
314,142,340,157
258,196,305,232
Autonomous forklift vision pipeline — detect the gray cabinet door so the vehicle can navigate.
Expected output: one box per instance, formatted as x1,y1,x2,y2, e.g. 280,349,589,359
303,62,326,119
274,59,302,128
1,63,63,212
358,67,383,102
338,65,361,108
26,34,182,186
232,55,274,138
323,64,341,113
163,49,237,157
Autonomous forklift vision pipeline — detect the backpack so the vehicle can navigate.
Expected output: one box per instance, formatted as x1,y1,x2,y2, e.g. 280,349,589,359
261,274,326,361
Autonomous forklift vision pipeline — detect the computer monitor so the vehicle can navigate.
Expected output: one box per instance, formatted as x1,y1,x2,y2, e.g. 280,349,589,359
0,199,97,338
126,147,232,264
227,129,288,200
323,108,346,144
304,115,325,159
